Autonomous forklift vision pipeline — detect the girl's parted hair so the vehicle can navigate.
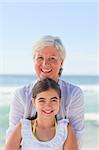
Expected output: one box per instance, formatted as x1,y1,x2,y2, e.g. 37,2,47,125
32,78,61,99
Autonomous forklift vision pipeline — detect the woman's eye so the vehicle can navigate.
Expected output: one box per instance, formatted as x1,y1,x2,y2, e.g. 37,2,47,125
50,57,55,60
50,57,56,60
49,56,58,63
36,57,43,61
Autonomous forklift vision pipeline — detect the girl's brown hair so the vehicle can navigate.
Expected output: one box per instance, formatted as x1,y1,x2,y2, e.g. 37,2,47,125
32,78,61,99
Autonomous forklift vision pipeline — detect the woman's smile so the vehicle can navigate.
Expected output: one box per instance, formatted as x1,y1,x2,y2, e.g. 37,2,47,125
34,46,63,81
41,68,52,74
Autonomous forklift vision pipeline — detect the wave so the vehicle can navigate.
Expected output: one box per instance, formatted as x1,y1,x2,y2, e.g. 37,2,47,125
0,86,21,106
85,113,99,122
79,85,99,93
0,85,22,95
0,84,99,95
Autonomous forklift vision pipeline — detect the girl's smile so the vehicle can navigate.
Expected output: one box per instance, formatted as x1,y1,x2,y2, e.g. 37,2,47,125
32,88,60,119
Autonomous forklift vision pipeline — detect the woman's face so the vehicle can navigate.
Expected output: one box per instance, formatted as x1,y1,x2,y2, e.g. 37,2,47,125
34,46,63,81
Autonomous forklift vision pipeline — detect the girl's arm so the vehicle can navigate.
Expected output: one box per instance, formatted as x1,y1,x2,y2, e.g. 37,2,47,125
63,124,78,150
5,122,22,150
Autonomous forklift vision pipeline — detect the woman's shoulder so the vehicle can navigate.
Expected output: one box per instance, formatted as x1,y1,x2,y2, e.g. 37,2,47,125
13,80,38,102
59,79,83,93
15,82,34,94
14,79,39,95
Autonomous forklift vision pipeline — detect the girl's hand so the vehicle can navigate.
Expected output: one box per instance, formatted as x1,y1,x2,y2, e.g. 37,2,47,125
4,122,22,150
63,124,78,150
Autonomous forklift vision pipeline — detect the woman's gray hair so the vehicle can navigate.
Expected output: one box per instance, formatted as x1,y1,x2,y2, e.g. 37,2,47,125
32,35,66,61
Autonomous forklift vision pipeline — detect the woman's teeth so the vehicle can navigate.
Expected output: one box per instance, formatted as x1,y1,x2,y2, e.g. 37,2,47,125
42,69,52,73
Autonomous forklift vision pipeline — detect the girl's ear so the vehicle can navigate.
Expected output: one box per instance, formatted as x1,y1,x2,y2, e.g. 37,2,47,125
59,98,61,111
32,98,35,106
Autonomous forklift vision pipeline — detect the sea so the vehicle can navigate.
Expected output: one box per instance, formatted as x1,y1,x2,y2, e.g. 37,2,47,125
0,75,99,150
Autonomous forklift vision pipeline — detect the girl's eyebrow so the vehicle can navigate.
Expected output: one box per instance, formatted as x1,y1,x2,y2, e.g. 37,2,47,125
51,97,59,100
37,97,59,101
38,97,45,100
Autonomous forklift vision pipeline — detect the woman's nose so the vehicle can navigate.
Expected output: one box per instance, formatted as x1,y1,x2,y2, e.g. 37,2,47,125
42,58,50,65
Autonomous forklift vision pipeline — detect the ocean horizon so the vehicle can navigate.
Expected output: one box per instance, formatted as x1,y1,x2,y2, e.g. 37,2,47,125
0,74,99,86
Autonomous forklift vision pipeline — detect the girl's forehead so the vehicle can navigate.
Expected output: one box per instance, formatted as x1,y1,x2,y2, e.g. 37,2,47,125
36,88,59,97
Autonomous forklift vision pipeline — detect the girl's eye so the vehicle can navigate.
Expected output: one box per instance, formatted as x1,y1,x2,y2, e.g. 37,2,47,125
52,99,58,102
38,100,45,102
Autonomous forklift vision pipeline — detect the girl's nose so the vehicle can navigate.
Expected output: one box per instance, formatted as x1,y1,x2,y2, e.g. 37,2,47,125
45,101,52,108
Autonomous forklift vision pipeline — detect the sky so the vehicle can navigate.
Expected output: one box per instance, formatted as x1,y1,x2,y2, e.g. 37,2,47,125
0,1,98,75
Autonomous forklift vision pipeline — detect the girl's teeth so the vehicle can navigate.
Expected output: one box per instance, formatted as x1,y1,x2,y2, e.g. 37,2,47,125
43,110,53,113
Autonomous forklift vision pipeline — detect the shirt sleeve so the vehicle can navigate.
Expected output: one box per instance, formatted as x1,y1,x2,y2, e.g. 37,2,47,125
68,87,85,150
6,88,25,142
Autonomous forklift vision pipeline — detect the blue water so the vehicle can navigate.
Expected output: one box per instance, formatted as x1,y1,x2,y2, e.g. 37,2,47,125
0,74,99,86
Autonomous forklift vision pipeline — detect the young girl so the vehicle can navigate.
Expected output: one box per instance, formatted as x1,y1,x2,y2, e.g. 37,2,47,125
5,78,78,150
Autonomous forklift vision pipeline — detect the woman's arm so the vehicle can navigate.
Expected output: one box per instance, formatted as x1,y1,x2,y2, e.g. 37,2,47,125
69,87,84,148
6,89,25,141
63,124,78,150
5,122,22,150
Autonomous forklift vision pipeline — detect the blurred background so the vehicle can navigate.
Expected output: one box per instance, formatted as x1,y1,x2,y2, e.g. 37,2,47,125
0,1,99,150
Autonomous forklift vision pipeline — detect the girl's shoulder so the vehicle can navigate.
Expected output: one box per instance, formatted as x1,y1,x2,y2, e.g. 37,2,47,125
57,119,69,131
58,118,69,125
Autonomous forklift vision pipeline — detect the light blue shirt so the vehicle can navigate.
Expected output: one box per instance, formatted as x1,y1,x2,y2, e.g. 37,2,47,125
6,79,84,149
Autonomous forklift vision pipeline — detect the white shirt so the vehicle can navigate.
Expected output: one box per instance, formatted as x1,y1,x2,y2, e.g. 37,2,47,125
6,79,84,149
21,118,68,150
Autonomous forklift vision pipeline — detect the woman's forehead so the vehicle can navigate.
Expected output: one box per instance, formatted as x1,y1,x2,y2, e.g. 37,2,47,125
35,46,60,56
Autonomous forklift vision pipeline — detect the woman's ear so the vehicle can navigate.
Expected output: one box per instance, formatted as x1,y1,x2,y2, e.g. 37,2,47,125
61,60,63,66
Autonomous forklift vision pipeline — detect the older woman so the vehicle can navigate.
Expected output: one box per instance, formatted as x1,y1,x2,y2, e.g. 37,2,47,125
6,35,84,149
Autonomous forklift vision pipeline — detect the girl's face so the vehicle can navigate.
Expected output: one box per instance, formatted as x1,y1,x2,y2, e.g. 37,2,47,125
32,88,60,119
34,46,63,81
